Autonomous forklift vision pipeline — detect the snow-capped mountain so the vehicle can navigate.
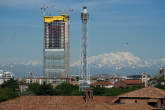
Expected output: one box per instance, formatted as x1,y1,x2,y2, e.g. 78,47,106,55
71,52,165,75
1,52,165,77
0,60,42,77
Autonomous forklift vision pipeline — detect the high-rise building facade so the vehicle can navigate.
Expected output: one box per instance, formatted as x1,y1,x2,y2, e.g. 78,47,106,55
43,14,70,78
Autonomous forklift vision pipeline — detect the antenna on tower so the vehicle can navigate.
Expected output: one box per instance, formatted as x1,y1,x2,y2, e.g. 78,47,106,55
56,8,74,15
41,5,48,16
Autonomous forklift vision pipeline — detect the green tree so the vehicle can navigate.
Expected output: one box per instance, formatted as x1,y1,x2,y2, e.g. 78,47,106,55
28,82,54,95
93,86,143,96
0,79,20,102
55,83,84,95
156,85,165,90
93,86,107,96
0,87,13,102
2,79,19,90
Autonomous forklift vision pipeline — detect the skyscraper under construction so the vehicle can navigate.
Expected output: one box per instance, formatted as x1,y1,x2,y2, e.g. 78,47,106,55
43,14,70,78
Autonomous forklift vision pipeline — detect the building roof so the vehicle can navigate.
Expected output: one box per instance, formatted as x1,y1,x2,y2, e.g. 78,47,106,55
44,14,69,23
71,81,79,85
0,96,117,110
118,87,165,98
92,81,113,86
122,80,144,85
109,103,154,110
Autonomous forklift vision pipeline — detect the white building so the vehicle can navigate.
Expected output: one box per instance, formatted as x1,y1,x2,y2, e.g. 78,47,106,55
142,72,150,87
0,70,14,84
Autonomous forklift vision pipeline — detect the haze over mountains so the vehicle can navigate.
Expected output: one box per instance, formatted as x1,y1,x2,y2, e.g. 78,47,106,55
1,52,165,77
71,52,165,76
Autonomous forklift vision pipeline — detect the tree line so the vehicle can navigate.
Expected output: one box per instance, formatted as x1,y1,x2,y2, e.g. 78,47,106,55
1,78,162,102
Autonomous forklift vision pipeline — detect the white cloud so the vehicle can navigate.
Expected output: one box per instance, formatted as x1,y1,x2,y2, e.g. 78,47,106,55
20,60,42,66
71,52,165,70
160,58,165,62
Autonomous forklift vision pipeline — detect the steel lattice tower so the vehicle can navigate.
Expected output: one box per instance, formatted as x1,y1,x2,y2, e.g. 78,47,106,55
80,6,90,91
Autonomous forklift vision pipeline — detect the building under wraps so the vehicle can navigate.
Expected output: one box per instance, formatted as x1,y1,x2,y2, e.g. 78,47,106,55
43,14,70,78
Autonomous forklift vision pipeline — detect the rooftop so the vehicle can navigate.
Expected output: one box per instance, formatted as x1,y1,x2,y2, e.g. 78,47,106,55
92,81,113,86
118,87,165,98
44,14,69,23
0,96,117,110
122,79,144,85
109,103,154,110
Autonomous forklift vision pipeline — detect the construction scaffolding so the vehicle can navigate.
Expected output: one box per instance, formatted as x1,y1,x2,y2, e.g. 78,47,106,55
43,14,70,78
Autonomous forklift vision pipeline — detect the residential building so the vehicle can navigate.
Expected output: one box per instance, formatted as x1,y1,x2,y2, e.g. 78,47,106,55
25,77,69,87
114,87,165,110
0,70,14,84
114,79,144,88
91,81,114,88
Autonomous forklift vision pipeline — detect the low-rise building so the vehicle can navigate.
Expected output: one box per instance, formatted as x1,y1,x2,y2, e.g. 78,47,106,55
114,87,165,110
109,103,154,110
91,81,114,88
71,81,80,86
0,70,14,84
25,77,70,87
114,79,144,88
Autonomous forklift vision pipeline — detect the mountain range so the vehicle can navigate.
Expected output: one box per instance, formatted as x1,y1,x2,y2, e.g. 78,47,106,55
1,52,165,77
71,52,165,76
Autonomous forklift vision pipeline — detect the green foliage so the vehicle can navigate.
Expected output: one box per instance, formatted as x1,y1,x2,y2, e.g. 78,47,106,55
93,86,107,96
30,82,140,96
28,82,85,96
0,87,13,102
71,90,85,96
28,82,54,95
21,90,33,96
155,85,165,90
127,75,141,79
55,83,83,95
91,77,97,81
93,86,142,96
0,79,145,103
0,79,20,102
156,77,165,81
2,79,19,90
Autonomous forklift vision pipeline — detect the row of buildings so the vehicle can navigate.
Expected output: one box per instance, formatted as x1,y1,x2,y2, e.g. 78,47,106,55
0,68,164,90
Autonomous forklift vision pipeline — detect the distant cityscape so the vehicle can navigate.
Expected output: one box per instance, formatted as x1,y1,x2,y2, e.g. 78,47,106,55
0,0,165,110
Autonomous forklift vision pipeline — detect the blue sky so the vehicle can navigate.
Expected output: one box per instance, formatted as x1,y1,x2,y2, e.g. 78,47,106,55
0,0,165,64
